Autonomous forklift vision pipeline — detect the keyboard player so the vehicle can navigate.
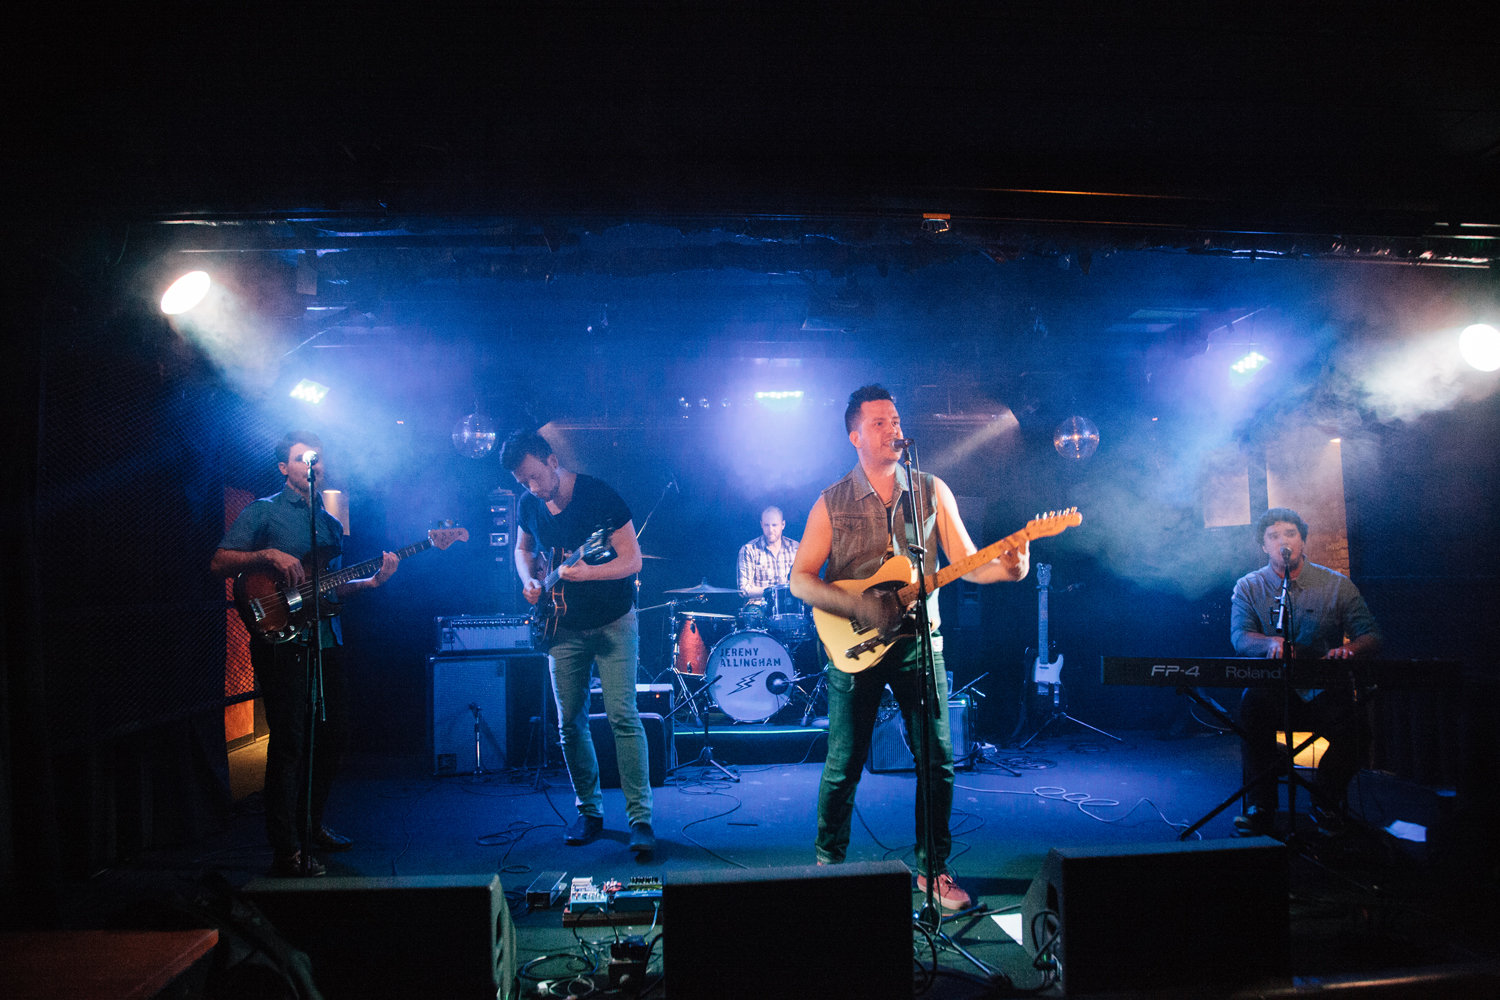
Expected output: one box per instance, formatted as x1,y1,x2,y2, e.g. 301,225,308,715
1230,508,1382,837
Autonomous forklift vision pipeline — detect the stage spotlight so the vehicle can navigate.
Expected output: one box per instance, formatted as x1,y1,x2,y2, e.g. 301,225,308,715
1230,351,1269,375
1460,324,1500,371
290,379,330,404
160,270,211,315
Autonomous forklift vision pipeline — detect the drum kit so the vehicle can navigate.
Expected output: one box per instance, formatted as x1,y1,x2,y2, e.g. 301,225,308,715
652,578,825,727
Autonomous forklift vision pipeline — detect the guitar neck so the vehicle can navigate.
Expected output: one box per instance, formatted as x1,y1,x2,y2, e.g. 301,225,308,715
898,524,1033,605
308,538,432,595
542,548,585,591
1038,586,1049,654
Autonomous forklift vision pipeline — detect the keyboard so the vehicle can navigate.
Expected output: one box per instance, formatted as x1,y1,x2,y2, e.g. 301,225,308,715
1100,656,1461,688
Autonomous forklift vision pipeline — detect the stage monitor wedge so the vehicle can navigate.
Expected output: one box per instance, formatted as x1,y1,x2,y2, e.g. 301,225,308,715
664,860,912,1000
1021,836,1288,994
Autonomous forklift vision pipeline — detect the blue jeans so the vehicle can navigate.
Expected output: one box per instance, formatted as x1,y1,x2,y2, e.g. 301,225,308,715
549,609,652,825
816,634,953,869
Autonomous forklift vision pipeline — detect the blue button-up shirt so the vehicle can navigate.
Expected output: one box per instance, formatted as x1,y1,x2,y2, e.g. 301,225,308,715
219,487,345,645
1230,561,1380,697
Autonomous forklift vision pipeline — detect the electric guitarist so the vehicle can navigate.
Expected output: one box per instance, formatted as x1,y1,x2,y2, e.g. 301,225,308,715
789,384,1031,912
502,429,656,855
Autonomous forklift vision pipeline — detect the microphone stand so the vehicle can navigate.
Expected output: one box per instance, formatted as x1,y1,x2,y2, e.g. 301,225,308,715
300,460,327,875
1275,550,1300,843
900,443,1001,983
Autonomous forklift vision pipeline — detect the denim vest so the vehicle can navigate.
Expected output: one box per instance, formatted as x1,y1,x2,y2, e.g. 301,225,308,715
822,463,942,630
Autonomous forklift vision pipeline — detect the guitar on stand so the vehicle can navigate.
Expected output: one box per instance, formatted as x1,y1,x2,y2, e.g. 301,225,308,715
1014,562,1120,748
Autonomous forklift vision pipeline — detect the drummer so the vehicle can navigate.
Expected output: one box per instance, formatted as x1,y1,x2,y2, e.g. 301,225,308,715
737,506,800,600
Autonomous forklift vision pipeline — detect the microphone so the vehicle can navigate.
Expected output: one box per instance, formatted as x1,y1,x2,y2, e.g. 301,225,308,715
891,438,915,448
1280,547,1292,564
299,450,320,466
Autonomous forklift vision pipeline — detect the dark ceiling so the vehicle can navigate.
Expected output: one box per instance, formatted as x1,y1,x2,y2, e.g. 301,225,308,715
20,5,1500,269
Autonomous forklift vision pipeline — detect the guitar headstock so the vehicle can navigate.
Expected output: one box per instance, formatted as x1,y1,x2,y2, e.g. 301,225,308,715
429,526,470,550
1025,508,1082,540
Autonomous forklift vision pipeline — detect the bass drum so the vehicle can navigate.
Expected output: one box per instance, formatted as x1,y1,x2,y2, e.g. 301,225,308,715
705,630,797,723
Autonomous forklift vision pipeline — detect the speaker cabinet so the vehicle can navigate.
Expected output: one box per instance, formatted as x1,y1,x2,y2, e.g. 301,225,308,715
589,712,673,787
243,874,516,1000
1021,837,1288,994
867,699,971,774
427,654,509,775
664,861,912,1000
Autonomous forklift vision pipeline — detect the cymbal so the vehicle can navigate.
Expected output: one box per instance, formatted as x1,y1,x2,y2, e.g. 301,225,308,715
664,580,740,594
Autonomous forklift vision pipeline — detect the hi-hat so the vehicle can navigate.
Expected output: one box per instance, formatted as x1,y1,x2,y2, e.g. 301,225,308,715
664,579,739,594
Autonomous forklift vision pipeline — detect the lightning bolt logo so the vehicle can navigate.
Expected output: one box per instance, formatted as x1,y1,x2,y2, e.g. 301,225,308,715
730,671,763,695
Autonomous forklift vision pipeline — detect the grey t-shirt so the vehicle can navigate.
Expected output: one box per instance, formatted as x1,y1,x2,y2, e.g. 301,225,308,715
1230,561,1380,697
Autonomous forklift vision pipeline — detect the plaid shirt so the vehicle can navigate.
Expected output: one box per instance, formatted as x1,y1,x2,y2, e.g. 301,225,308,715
737,535,799,595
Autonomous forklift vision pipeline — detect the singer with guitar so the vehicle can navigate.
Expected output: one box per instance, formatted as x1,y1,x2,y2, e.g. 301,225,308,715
1230,507,1381,838
210,432,399,877
503,429,655,854
789,385,1030,911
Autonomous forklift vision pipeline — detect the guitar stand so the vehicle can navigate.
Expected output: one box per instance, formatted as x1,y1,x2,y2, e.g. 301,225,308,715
1015,684,1121,748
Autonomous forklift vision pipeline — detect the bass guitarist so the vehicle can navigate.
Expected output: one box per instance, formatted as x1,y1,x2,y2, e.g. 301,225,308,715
210,432,398,877
789,385,1028,911
503,429,655,854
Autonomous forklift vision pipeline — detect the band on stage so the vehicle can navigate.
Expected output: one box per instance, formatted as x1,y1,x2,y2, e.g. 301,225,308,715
218,387,1386,899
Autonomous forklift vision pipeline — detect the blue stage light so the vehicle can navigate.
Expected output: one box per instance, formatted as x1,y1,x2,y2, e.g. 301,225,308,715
290,379,330,404
1230,351,1269,375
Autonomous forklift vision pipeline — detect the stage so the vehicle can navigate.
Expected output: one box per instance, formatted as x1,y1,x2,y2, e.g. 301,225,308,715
61,726,1499,997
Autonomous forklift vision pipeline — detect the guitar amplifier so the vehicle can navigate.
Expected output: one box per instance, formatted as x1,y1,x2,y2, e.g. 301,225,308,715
436,615,534,652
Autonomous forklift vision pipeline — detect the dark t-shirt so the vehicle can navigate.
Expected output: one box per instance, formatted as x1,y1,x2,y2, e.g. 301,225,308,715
518,473,634,631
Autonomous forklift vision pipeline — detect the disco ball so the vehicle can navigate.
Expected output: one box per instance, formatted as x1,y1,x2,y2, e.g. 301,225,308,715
1053,416,1100,461
452,412,497,459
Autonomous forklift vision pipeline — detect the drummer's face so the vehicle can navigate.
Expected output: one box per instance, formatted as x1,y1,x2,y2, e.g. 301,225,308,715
761,512,784,545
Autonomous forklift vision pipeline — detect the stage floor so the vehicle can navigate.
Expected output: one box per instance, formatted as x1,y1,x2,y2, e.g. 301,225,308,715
75,727,1500,997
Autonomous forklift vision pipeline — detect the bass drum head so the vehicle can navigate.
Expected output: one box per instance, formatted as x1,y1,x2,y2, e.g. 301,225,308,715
705,629,796,723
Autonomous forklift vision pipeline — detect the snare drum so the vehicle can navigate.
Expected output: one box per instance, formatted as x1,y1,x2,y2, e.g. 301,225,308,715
705,629,797,722
673,611,735,675
768,584,810,640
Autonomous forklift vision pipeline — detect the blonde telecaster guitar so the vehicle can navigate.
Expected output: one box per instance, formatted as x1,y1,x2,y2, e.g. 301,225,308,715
813,509,1082,673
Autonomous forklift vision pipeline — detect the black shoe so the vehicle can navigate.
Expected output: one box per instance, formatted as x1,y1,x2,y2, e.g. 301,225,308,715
1234,805,1274,837
565,814,604,845
313,826,354,852
270,850,326,877
628,821,655,854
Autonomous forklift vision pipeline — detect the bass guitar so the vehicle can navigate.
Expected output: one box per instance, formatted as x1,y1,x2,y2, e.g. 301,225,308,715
813,509,1082,673
234,526,469,643
529,524,618,650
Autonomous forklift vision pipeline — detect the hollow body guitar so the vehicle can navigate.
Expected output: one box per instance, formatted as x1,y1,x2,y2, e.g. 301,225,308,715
234,526,469,643
812,510,1082,673
529,525,617,651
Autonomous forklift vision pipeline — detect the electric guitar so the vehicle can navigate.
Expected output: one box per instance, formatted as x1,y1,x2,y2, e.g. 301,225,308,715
529,525,618,650
1026,563,1064,712
234,526,469,643
813,509,1082,673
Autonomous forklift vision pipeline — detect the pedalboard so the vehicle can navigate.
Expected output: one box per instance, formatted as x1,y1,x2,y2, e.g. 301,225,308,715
562,875,664,927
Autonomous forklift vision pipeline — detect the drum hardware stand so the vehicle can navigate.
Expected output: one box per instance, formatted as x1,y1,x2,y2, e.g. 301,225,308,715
666,674,739,782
